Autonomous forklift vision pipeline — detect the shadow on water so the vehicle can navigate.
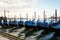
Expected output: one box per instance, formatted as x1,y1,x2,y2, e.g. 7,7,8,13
36,29,55,40
24,29,44,40
25,29,39,38
1,26,60,40
51,31,60,40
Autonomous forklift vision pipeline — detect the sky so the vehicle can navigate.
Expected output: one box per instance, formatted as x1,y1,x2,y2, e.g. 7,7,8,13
0,0,60,18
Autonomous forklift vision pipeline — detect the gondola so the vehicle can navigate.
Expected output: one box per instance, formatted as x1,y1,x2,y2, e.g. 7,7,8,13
49,20,60,32
49,9,60,32
2,17,9,29
0,22,2,26
0,17,3,26
49,19,54,31
25,19,36,29
9,20,18,28
37,10,49,30
3,22,8,26
2,21,9,29
18,20,24,28
9,20,19,33
37,19,49,29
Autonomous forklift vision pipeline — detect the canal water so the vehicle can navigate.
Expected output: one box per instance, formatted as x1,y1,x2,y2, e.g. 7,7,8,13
0,26,60,40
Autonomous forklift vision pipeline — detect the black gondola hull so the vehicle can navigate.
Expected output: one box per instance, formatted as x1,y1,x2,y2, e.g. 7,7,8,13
25,24,36,29
0,23,2,26
49,26,60,32
37,23,48,29
18,24,24,28
37,25,49,30
2,23,9,29
9,24,17,27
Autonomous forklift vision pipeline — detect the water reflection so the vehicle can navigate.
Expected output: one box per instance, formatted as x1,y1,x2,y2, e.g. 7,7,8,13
1,26,60,40
24,29,57,40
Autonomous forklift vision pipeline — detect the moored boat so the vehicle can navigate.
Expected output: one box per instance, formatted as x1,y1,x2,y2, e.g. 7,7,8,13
18,20,24,28
9,20,18,28
49,20,60,32
2,17,9,29
37,19,49,29
25,19,36,29
0,17,3,26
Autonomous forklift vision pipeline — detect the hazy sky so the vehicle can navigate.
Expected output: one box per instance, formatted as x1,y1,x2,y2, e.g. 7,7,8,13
0,0,60,18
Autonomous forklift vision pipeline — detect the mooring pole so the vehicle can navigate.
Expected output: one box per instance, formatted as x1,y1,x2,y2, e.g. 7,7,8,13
4,10,6,17
26,13,28,21
55,9,57,23
20,14,21,21
43,10,46,22
34,11,36,19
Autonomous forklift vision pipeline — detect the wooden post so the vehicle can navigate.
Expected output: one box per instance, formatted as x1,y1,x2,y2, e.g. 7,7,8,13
38,15,40,20
43,10,46,21
34,11,36,19
14,15,16,21
4,10,6,17
20,14,21,21
55,9,57,23
26,13,28,21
